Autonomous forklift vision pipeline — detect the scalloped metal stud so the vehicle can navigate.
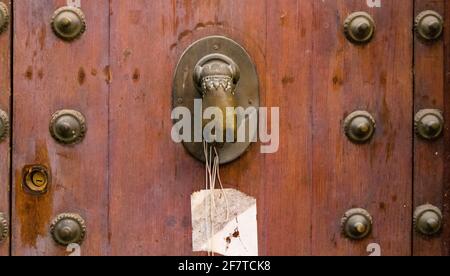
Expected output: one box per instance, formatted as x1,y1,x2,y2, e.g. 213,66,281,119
415,109,444,141
51,6,86,41
0,109,9,143
344,12,375,44
344,111,376,144
342,208,373,240
414,204,442,236
50,213,86,246
0,2,9,35
50,110,87,145
0,212,8,243
415,10,444,41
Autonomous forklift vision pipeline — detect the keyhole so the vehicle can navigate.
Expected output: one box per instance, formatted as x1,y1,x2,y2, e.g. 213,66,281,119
23,165,50,194
32,171,46,187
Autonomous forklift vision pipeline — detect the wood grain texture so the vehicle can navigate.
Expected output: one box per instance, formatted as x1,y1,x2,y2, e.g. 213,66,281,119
109,0,268,256
9,0,439,256
0,0,10,256
413,0,446,256
263,0,313,255
109,0,412,256
12,0,109,256
311,1,413,256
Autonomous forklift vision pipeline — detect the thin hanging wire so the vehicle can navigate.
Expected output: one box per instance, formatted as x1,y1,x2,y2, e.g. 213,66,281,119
203,141,230,256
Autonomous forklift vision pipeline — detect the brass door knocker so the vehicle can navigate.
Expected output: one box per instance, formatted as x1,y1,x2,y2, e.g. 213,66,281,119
193,53,240,144
173,36,260,164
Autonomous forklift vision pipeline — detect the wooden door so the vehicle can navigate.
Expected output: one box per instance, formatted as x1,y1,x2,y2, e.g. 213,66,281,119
1,0,448,256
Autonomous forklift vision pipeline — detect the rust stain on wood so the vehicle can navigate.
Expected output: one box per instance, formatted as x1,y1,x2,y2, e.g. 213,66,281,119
280,13,288,26
282,76,295,86
132,68,140,83
24,66,33,80
16,140,53,248
78,67,86,85
38,25,46,50
332,72,343,88
103,65,112,84
37,68,44,80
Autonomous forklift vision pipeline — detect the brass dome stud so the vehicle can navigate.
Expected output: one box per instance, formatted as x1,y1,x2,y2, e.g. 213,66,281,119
415,10,444,41
344,12,376,44
51,6,86,41
342,208,373,240
50,213,86,246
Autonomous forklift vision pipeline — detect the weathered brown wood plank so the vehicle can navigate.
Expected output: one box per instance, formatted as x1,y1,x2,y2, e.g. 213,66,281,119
413,0,446,256
263,0,313,255
311,0,413,256
0,0,11,256
12,0,110,256
109,0,268,256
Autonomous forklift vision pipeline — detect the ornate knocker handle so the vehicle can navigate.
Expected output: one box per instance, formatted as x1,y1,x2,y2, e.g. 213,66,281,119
193,54,240,96
193,54,241,144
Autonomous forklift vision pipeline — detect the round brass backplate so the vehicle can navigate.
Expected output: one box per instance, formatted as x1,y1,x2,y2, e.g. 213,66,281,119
50,213,86,246
0,2,9,35
0,109,9,143
415,109,444,140
415,10,444,41
414,204,442,236
344,111,376,144
344,12,375,44
23,165,50,194
50,110,87,145
51,6,86,41
173,36,260,164
0,212,7,243
342,208,373,240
